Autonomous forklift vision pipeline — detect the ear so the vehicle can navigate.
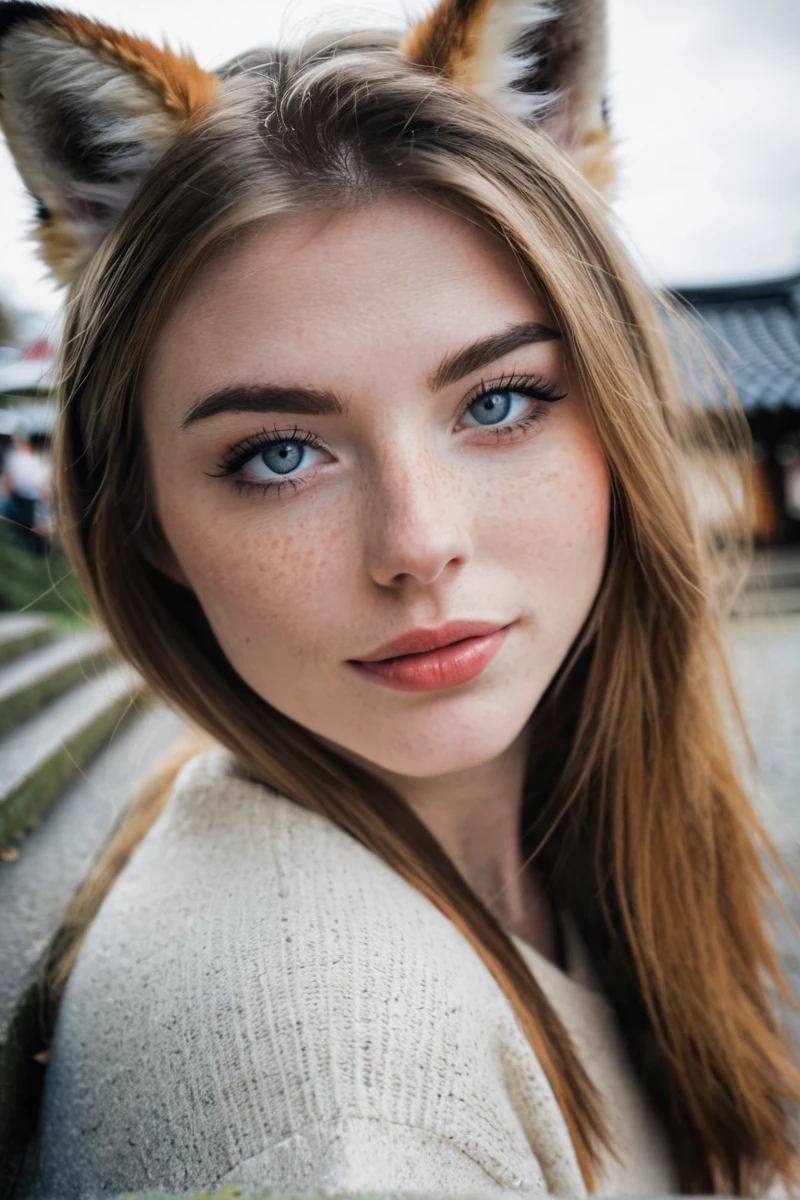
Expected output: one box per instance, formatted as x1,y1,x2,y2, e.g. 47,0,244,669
0,2,220,287
399,0,613,194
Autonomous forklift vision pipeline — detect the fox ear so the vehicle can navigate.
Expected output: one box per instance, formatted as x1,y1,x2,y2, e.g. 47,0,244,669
0,2,219,287
399,0,613,193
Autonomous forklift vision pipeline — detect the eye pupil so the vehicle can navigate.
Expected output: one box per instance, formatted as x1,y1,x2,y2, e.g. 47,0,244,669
471,391,513,425
262,441,303,475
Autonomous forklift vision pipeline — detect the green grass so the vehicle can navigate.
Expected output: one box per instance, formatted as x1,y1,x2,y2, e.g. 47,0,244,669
0,536,90,621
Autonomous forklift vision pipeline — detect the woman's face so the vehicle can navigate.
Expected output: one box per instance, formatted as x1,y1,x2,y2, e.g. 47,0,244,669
142,194,610,779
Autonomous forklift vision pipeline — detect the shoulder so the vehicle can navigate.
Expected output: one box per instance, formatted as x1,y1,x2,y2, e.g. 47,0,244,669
124,745,467,954
66,745,505,1033
114,743,403,912
37,748,569,1193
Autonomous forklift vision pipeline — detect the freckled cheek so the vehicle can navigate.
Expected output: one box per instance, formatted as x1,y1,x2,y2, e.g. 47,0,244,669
487,436,611,576
162,498,354,665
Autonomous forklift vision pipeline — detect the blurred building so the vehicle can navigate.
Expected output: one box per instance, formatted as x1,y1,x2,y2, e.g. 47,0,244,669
673,273,800,545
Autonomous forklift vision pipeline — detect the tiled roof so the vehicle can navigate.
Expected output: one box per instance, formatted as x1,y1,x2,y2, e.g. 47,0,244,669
670,274,800,412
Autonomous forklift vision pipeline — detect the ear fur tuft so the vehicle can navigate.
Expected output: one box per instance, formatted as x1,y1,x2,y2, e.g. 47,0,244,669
400,0,614,194
0,1,219,286
401,0,558,122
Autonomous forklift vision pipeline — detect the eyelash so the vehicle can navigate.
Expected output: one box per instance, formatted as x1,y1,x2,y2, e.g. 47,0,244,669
207,425,324,496
206,372,568,496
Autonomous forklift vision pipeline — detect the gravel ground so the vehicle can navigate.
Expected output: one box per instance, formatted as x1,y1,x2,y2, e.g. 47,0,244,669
727,614,800,1041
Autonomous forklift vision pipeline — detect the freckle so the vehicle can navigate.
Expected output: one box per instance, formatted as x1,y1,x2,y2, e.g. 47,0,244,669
267,532,296,570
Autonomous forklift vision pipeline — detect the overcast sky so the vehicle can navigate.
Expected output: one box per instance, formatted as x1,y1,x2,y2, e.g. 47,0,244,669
0,0,798,330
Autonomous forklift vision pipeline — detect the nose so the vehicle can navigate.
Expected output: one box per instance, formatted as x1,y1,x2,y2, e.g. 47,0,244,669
363,441,474,590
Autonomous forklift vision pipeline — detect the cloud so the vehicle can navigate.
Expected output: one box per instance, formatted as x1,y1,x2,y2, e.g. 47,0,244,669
607,0,800,285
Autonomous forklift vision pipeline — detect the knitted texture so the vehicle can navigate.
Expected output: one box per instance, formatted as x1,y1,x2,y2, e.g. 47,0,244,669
27,749,678,1199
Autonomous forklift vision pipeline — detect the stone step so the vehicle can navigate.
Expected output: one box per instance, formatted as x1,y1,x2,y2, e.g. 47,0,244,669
732,586,800,618
0,630,112,737
0,664,147,849
0,704,190,1192
0,615,57,666
748,548,800,590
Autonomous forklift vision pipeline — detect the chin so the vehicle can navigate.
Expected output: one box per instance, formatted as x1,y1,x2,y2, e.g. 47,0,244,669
330,702,537,781
372,745,511,780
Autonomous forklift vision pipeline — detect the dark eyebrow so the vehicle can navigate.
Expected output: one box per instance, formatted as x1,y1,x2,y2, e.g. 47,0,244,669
179,320,561,428
428,320,561,391
179,384,345,428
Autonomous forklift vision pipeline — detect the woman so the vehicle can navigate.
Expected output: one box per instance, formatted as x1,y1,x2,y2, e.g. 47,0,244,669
1,1,797,1196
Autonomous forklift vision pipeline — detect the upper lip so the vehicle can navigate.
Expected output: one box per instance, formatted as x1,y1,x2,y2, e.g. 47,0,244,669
353,619,511,663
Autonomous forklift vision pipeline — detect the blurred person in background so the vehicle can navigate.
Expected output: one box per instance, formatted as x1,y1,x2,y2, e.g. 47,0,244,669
0,420,51,552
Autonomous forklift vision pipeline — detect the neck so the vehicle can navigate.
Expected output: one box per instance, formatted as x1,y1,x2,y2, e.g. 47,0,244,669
347,721,561,967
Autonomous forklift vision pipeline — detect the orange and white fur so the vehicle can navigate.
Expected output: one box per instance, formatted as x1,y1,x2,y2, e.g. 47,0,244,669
0,0,614,289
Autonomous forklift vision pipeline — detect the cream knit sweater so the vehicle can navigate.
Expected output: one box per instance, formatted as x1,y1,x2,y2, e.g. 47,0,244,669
29,747,679,1199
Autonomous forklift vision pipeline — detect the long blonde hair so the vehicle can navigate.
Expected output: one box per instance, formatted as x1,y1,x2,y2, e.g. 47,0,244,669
43,42,798,1195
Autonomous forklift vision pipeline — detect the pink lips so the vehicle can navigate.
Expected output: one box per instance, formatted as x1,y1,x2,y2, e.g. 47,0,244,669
349,620,513,693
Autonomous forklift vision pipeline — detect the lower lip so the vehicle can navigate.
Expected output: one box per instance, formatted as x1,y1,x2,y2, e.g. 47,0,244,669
350,625,512,692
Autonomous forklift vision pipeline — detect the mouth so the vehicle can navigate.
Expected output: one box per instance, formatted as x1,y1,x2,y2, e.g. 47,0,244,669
349,622,514,693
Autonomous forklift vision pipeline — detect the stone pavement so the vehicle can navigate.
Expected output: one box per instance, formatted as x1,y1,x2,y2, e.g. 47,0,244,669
727,614,800,1037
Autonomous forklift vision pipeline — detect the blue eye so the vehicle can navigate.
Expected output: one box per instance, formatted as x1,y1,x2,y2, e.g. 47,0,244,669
238,432,326,484
464,390,526,426
207,424,328,490
258,440,304,475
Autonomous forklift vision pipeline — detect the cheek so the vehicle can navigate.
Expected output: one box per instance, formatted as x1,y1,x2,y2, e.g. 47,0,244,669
159,493,355,671
540,442,609,562
495,415,611,618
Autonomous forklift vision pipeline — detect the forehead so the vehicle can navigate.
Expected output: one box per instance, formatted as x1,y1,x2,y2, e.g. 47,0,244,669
142,193,552,418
